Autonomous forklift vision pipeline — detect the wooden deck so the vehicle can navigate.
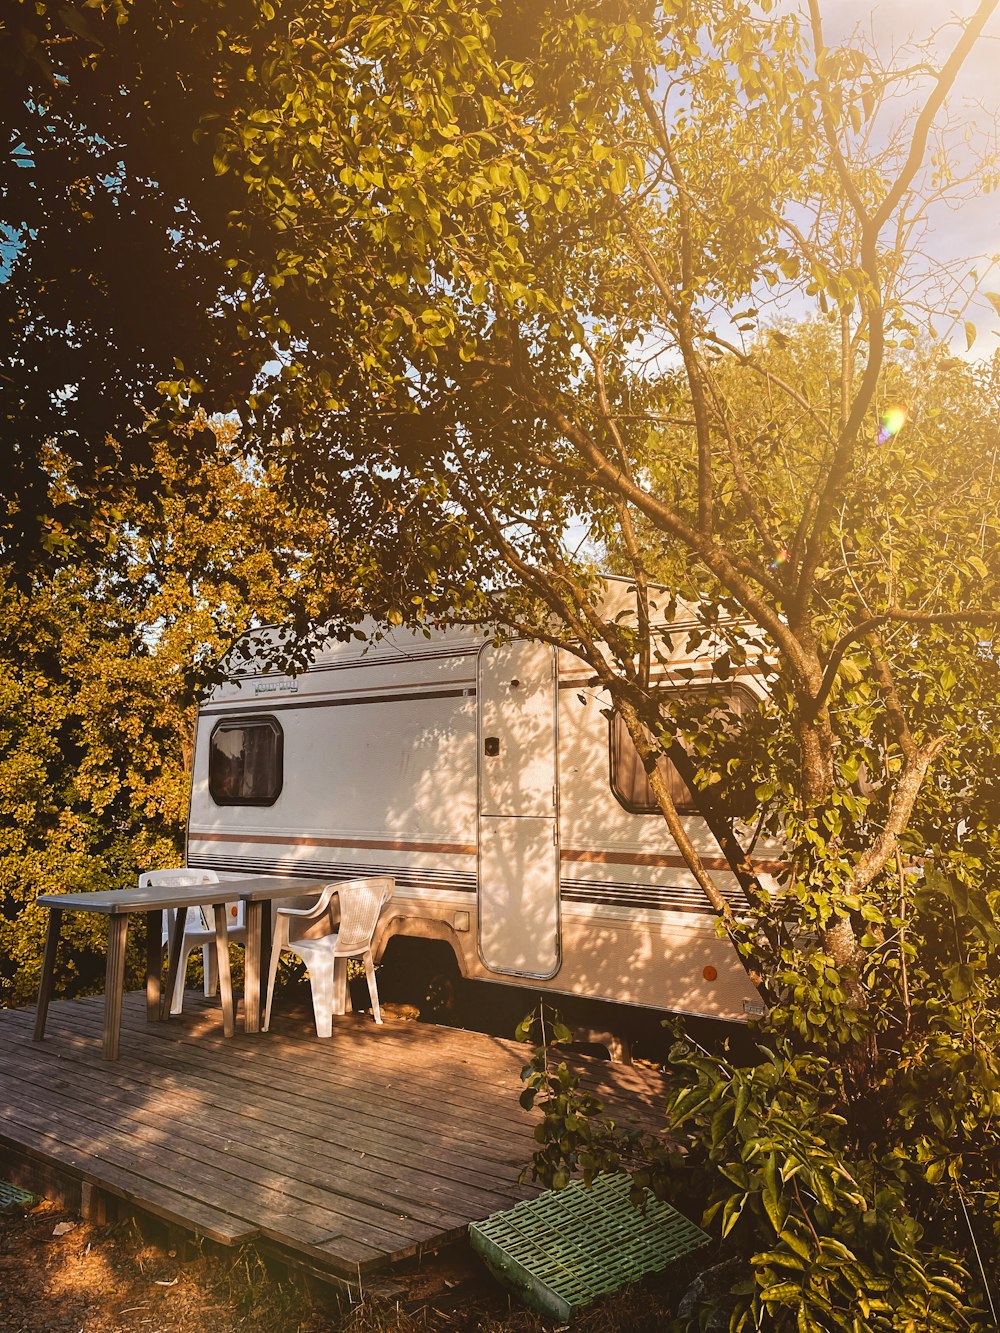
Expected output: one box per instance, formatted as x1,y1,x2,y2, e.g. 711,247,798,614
0,991,667,1281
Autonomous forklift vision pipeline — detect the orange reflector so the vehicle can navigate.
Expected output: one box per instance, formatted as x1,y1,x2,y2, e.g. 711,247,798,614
702,965,717,982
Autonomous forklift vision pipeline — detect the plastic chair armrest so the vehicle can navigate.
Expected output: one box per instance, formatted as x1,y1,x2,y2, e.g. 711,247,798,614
274,882,339,922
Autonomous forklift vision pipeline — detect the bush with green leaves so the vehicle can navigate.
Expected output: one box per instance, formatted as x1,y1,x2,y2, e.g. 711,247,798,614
519,845,1000,1330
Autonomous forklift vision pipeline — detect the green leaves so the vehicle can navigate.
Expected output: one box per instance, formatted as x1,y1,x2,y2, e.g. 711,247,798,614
608,158,629,195
943,962,977,1002
516,1006,633,1190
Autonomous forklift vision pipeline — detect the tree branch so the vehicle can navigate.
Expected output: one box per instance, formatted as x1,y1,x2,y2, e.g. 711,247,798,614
849,736,948,893
630,53,715,533
816,606,1000,711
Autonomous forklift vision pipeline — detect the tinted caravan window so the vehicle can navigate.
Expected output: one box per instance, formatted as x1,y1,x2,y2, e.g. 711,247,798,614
209,716,283,806
609,688,754,816
609,711,697,814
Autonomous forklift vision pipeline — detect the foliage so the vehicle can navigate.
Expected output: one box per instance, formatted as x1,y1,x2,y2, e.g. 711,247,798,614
0,0,282,576
0,434,315,1003
657,1033,997,1331
515,1006,645,1193
200,2,996,1321
199,0,1000,968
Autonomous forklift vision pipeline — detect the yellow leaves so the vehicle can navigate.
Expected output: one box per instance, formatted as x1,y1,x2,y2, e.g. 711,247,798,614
608,158,628,195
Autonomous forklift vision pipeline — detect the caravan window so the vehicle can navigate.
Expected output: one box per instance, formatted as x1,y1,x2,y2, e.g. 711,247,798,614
209,716,283,806
608,688,754,816
609,712,697,814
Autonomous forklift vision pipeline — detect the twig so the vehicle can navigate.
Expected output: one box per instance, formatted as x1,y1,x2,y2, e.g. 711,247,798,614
958,1188,997,1326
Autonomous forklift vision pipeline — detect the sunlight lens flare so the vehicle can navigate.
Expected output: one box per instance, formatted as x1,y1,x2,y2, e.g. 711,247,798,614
877,404,908,444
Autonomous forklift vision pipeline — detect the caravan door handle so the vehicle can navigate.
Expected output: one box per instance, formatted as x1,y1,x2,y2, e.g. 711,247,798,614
484,736,500,757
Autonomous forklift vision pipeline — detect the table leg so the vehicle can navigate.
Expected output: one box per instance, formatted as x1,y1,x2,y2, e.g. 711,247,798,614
33,909,62,1042
260,900,273,1029
104,915,129,1061
243,901,263,1035
146,909,162,1022
212,903,235,1038
162,908,187,1019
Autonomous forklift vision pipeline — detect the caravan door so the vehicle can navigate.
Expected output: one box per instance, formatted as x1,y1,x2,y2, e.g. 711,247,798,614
477,640,560,978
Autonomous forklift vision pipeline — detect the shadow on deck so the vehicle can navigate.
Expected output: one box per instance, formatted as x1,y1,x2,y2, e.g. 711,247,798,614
0,992,668,1283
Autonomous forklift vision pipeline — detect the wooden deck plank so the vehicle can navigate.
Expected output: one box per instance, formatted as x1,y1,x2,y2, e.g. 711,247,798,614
1,1037,450,1250
0,1102,256,1244
138,1001,543,1138
38,1000,541,1181
35,987,666,1141
1,1059,451,1254
0,992,665,1280
74,986,541,1128
6,1035,520,1226
0,1086,389,1270
150,990,672,1129
4,1040,475,1234
26,1004,536,1196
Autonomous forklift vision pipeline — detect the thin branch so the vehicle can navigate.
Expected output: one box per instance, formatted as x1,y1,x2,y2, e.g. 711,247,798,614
630,52,715,533
508,370,808,667
849,736,948,894
796,0,999,620
806,0,871,224
616,697,736,926
817,605,1000,709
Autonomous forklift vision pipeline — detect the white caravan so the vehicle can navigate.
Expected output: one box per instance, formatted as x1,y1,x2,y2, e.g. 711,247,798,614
186,585,778,1030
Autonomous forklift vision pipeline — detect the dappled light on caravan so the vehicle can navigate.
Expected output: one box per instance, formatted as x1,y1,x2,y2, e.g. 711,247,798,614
188,595,775,1034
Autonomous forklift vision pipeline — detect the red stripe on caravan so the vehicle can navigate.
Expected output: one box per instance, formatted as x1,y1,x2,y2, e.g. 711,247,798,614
188,831,477,856
560,847,783,872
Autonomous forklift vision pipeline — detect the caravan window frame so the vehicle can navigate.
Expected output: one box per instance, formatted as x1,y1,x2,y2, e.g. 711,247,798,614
608,685,756,817
208,714,284,807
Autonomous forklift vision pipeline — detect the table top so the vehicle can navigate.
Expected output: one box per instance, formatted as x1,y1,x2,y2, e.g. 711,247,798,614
234,875,328,902
37,875,329,915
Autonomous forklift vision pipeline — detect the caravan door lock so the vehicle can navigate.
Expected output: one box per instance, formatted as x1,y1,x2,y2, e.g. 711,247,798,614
484,736,500,757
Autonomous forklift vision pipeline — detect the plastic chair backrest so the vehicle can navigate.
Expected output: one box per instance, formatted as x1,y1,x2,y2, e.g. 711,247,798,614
140,871,225,938
335,879,393,954
138,869,220,888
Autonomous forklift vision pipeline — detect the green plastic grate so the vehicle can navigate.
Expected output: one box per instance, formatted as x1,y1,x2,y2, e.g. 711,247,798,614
469,1173,709,1321
0,1181,36,1211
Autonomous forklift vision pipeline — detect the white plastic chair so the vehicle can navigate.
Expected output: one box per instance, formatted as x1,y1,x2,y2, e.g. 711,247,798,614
263,878,393,1038
138,868,245,1015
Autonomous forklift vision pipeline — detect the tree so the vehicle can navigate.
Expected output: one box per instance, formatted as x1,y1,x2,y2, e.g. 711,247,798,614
197,0,1000,1320
0,432,319,1003
207,0,1000,967
0,1,282,576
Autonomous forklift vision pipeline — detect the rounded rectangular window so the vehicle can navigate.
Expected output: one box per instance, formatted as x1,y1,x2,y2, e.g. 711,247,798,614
609,711,697,814
209,715,283,806
609,687,755,816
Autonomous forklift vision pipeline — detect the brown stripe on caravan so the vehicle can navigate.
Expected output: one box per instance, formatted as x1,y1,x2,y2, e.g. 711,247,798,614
188,830,477,856
200,685,474,716
560,847,783,872
558,666,767,689
189,831,780,873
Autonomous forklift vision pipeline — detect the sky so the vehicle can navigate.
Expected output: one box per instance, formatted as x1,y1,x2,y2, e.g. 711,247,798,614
821,0,1000,346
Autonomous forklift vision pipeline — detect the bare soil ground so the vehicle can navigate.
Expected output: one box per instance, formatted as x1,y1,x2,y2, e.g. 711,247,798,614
0,1197,685,1332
